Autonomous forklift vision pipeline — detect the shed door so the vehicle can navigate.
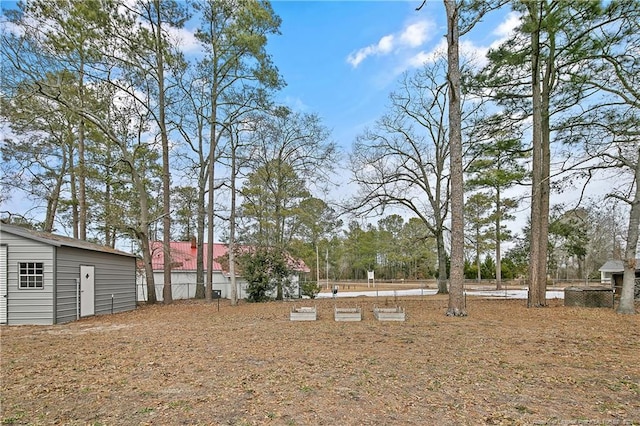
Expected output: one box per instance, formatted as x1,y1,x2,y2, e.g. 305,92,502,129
80,265,95,317
0,245,7,324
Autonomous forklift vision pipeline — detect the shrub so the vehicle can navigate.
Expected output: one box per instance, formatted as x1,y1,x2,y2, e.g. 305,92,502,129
238,248,290,302
301,281,321,299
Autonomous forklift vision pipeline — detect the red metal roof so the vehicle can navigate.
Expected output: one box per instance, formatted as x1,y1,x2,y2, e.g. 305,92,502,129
150,241,227,271
149,241,310,273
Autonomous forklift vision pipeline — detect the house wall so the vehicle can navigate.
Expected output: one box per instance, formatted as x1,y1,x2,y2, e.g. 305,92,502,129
136,271,302,301
56,246,136,324
136,271,202,301
136,271,244,301
0,230,56,325
601,271,613,284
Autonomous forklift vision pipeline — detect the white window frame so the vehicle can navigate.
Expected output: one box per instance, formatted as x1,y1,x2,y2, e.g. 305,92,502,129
19,262,44,289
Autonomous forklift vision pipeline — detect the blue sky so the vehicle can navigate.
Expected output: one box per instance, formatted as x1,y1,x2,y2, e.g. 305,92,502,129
0,0,518,155
0,1,624,242
0,0,526,230
1,0,518,152
265,1,516,149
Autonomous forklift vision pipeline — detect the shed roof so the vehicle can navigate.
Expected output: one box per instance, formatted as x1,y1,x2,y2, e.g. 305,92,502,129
0,223,137,258
599,259,640,273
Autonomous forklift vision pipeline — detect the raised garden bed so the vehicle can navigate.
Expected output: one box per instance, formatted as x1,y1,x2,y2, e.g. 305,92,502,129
373,306,405,321
334,306,362,321
290,306,317,321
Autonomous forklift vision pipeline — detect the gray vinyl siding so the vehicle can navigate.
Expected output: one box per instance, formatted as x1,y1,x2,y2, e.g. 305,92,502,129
1,231,55,325
56,246,136,324
1,224,137,325
55,246,81,324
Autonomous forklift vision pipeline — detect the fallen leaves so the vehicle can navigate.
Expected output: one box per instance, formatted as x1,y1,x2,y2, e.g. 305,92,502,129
1,297,639,425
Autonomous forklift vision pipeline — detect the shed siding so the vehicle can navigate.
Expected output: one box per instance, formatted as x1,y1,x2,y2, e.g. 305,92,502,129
56,246,136,323
0,244,7,324
0,230,55,325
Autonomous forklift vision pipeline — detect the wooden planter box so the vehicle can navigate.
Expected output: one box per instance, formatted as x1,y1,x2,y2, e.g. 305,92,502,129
373,306,405,321
334,307,362,322
564,287,613,308
290,306,317,321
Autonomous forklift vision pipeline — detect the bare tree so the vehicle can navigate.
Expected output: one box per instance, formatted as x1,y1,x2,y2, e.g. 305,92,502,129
218,89,273,305
171,64,211,299
557,0,640,313
237,108,336,300
350,58,452,294
132,0,191,304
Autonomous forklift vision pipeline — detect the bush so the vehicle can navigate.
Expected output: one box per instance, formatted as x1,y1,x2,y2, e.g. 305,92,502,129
238,248,290,303
245,279,275,303
301,281,321,299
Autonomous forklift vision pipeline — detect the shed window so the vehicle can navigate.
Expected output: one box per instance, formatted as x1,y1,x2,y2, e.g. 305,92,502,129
19,262,44,289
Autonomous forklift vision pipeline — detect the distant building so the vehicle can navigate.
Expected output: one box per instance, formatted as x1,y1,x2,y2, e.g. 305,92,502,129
599,259,640,298
138,240,310,301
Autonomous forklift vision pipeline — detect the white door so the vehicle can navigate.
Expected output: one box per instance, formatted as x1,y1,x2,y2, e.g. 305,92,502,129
80,265,95,317
0,245,7,324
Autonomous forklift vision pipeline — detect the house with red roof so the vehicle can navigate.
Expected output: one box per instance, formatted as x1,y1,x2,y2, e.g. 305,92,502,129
137,239,310,301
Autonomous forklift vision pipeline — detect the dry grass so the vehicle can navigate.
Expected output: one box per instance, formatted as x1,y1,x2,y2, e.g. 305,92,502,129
1,296,639,425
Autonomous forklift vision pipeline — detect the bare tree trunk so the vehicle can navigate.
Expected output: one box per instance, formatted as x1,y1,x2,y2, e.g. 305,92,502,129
495,188,502,290
436,230,448,294
229,140,238,306
206,79,219,303
537,101,551,302
68,130,79,239
527,1,547,307
536,14,554,306
152,0,173,304
104,164,113,247
444,0,466,317
44,151,66,233
195,181,206,299
78,59,87,241
133,164,157,305
617,152,640,314
139,235,157,304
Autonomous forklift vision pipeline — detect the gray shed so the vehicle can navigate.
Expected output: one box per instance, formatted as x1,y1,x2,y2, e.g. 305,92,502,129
0,223,137,325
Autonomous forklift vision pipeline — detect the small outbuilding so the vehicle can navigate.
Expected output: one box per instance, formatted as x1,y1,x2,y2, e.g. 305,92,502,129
0,223,137,325
599,259,640,298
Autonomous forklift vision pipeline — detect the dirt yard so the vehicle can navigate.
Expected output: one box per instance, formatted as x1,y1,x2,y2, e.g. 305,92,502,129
1,296,639,425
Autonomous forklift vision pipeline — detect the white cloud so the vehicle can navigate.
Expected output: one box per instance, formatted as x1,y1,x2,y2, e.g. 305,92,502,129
282,95,309,112
347,19,435,68
0,18,25,37
378,34,395,54
493,11,521,39
488,11,521,52
404,38,447,69
168,26,202,56
347,47,375,68
460,39,489,68
400,11,523,73
399,21,430,47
